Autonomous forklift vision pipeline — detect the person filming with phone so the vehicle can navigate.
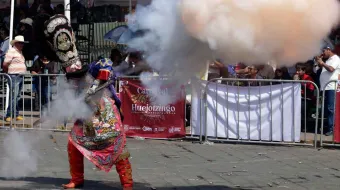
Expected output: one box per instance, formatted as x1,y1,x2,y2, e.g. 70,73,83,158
315,46,340,136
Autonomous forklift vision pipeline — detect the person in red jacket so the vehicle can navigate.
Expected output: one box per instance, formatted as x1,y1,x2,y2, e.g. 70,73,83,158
294,62,315,99
294,62,316,120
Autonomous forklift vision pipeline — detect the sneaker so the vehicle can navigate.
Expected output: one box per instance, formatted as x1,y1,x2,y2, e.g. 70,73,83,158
16,116,23,121
325,131,333,136
5,117,11,122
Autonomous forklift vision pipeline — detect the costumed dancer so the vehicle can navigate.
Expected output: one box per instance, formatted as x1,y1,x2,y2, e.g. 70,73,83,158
62,58,133,190
33,14,133,189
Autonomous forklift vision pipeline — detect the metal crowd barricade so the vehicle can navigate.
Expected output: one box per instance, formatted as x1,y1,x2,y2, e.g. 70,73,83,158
320,80,339,148
3,73,66,130
197,78,320,148
0,73,12,128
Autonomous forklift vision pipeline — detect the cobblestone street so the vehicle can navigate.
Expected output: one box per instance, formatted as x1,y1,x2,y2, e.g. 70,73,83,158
0,131,339,190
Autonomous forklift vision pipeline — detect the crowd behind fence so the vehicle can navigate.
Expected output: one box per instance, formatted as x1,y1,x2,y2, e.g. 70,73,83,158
195,78,319,148
0,73,339,148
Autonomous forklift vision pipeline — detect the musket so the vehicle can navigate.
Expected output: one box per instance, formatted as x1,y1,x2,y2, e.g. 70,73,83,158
84,80,115,102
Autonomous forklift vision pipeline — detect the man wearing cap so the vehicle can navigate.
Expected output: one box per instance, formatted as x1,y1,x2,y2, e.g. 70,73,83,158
3,35,27,122
316,46,340,136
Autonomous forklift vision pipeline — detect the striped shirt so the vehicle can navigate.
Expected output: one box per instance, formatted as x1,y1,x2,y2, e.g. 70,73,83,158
4,47,26,74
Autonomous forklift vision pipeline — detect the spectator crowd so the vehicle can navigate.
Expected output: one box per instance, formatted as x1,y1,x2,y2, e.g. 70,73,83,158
0,1,340,138
203,45,340,136
0,0,80,122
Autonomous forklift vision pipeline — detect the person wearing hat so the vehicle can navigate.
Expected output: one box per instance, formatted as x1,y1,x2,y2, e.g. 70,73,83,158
20,18,33,26
17,18,34,60
3,35,27,122
315,46,340,136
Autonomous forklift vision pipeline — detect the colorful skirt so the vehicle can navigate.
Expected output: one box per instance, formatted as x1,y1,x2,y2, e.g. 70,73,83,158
69,96,126,172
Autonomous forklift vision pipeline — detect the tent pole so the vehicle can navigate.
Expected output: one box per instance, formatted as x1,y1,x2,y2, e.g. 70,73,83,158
9,0,15,41
65,0,71,21
7,0,16,118
129,0,132,12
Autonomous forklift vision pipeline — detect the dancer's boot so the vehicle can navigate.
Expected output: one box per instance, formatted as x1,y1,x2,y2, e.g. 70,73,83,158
116,153,133,190
62,141,84,189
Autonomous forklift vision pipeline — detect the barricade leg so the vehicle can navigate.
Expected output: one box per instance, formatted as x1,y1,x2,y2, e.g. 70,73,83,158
5,83,9,119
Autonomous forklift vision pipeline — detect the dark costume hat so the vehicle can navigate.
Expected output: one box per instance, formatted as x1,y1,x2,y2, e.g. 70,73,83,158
33,14,88,78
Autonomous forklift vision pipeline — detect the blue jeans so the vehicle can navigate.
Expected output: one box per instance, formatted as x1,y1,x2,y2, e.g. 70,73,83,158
0,56,4,72
33,77,50,107
6,75,23,118
324,90,336,132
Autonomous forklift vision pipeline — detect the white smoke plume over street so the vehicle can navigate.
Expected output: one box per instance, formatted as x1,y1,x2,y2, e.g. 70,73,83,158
0,77,94,178
127,0,340,105
0,131,41,178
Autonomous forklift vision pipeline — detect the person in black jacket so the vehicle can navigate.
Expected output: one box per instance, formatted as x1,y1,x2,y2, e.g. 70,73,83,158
30,55,55,109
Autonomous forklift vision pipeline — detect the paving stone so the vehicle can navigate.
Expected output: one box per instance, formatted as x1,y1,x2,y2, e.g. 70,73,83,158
0,131,340,189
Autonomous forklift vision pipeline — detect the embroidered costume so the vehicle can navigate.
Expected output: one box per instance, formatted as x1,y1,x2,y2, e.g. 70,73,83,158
33,14,133,189
66,58,133,188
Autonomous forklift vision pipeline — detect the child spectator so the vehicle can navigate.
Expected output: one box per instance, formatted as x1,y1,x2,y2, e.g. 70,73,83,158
294,63,315,99
294,62,316,119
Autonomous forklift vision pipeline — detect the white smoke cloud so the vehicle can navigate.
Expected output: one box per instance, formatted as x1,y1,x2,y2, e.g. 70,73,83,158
127,0,213,105
0,130,40,178
0,76,94,178
180,0,340,65
40,76,93,126
127,0,340,105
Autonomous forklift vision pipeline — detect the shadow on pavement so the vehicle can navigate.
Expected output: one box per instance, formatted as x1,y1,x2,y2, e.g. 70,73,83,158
0,176,251,190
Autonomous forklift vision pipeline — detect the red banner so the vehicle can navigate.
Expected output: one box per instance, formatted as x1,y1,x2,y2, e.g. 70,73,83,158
334,76,340,142
120,79,186,138
334,92,340,142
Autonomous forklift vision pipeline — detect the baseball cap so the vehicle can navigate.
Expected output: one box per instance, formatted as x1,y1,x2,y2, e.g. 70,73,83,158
322,38,334,51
